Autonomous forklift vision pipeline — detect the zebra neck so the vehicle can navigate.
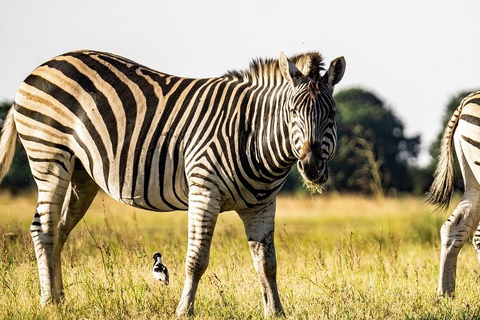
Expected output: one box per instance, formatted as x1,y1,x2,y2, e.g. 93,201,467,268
239,82,297,183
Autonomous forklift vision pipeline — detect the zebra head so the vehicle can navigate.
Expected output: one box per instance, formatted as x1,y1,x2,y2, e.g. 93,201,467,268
279,52,346,189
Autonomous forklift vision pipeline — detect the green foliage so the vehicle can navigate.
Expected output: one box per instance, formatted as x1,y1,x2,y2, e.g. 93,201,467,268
281,164,305,194
329,88,420,195
0,101,35,194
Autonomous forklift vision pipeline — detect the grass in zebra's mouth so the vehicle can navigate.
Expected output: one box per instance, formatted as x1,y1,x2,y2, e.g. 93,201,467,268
1,192,480,319
303,179,325,195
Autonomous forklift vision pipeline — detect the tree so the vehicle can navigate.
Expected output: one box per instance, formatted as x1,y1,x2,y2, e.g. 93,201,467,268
329,88,420,195
0,101,35,194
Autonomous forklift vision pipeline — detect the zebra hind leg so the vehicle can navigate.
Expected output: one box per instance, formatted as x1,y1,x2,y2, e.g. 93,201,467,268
53,161,99,300
30,160,74,305
438,188,480,296
240,200,284,317
438,124,480,296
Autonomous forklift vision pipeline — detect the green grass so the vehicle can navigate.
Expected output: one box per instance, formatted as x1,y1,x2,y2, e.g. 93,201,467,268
1,193,480,319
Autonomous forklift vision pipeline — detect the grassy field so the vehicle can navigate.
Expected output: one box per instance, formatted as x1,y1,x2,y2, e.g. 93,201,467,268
1,193,480,319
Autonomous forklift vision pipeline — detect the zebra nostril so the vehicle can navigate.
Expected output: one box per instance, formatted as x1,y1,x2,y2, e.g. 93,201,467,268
298,161,304,171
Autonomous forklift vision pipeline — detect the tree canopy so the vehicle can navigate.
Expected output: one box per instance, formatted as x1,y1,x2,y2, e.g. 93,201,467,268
329,88,420,195
0,101,34,194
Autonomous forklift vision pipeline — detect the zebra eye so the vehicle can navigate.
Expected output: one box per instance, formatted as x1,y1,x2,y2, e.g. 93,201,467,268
291,109,298,118
330,108,336,118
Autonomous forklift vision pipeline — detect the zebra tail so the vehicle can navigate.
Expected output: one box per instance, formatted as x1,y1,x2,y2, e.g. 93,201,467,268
426,102,464,210
0,106,17,185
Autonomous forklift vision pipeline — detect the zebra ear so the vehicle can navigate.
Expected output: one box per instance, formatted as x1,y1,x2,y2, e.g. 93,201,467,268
279,52,303,87
323,56,346,87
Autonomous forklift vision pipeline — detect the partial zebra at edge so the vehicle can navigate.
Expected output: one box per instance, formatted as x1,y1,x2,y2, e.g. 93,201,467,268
426,90,480,298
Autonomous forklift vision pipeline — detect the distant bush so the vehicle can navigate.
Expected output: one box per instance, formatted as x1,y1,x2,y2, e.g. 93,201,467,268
0,101,35,194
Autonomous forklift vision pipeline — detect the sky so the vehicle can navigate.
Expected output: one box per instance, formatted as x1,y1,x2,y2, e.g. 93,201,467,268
1,0,479,166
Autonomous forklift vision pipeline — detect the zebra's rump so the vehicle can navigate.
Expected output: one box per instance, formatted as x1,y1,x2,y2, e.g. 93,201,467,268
13,50,194,211
456,93,480,165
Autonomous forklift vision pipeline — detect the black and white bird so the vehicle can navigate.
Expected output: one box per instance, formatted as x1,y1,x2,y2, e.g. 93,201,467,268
152,252,169,285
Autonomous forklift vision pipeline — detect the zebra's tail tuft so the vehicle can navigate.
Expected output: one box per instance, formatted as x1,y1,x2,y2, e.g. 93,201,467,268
0,106,17,185
426,103,464,210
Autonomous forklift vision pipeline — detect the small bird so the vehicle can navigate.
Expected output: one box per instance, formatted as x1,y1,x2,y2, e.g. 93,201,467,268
152,252,169,285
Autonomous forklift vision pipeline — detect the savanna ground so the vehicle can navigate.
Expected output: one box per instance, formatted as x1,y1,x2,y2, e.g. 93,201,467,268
1,193,480,319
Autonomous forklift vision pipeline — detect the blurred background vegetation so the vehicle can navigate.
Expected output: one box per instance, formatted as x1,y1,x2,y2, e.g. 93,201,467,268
0,88,474,196
286,87,473,197
0,101,32,194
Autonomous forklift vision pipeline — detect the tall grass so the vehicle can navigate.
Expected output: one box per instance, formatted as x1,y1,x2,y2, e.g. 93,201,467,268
1,193,479,319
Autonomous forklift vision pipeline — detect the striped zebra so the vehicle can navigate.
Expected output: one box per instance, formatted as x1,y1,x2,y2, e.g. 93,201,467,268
427,90,480,296
0,50,346,316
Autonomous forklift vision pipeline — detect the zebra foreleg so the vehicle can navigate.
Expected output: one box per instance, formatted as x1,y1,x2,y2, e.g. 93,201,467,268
438,191,480,296
176,187,220,317
54,163,99,299
240,200,284,317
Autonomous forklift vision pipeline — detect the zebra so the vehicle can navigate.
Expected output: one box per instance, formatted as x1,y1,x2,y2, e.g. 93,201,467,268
0,50,346,316
427,89,480,296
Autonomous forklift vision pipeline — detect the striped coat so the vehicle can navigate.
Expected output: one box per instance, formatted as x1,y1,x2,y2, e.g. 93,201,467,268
427,90,480,297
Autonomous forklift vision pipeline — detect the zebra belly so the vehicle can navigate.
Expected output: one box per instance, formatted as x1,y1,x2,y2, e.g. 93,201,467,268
114,185,190,212
99,151,190,212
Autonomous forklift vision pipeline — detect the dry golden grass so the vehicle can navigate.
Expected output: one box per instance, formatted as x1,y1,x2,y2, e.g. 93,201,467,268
1,192,480,319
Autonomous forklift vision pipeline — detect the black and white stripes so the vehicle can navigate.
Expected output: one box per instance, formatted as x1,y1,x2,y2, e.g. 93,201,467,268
427,90,480,297
0,50,346,316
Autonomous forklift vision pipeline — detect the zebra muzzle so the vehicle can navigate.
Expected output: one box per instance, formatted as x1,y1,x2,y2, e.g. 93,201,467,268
298,152,328,184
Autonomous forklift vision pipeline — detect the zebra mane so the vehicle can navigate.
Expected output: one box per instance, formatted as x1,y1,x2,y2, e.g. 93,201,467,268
225,52,325,87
